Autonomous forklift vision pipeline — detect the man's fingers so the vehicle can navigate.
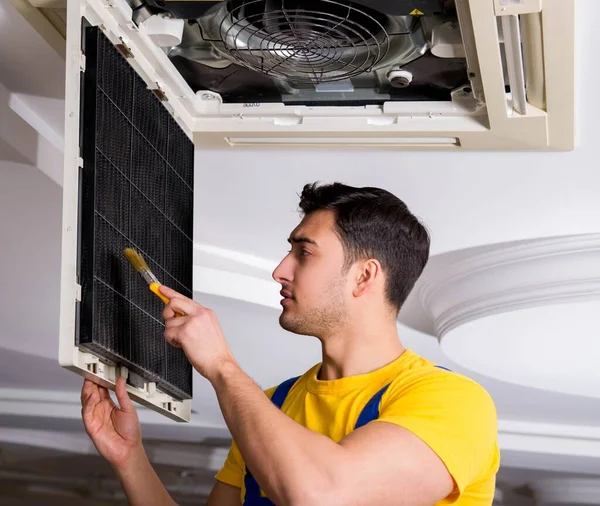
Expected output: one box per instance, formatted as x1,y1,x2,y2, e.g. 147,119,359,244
164,327,182,347
159,285,185,300
165,315,187,328
115,376,136,415
81,379,98,405
81,379,116,415
164,333,183,349
159,284,178,298
99,385,117,410
81,379,101,420
98,385,110,400
162,293,199,319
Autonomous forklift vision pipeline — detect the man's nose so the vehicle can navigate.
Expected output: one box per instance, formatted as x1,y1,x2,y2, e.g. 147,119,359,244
272,255,292,284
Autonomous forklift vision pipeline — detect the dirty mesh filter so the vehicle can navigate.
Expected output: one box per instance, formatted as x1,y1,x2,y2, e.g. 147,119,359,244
78,26,194,400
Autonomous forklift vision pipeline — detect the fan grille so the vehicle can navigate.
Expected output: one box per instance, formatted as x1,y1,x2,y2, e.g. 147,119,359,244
219,0,390,84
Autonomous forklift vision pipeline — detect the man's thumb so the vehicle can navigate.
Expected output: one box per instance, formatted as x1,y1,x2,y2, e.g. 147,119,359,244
115,376,136,414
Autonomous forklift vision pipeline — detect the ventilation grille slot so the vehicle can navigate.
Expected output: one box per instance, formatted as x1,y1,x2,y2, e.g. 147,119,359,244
497,12,545,114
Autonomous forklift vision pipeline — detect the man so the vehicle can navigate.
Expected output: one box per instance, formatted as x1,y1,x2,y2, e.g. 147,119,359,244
81,182,499,506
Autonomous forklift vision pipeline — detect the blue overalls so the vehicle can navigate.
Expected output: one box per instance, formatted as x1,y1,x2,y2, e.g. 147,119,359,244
243,365,451,505
242,376,393,505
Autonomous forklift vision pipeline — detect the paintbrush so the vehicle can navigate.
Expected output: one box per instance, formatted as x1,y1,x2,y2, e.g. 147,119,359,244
123,248,177,311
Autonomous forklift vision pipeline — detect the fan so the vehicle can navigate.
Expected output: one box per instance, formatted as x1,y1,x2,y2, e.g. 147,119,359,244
211,0,392,84
161,0,464,103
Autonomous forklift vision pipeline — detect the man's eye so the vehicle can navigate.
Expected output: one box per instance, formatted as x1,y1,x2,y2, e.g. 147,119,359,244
300,249,310,256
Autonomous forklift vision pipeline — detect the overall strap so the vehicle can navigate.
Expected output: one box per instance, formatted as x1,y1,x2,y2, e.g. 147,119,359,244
353,365,451,431
242,376,300,506
244,471,271,505
270,375,301,409
354,383,391,430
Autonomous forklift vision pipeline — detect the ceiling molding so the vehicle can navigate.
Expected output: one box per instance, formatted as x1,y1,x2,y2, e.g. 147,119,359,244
499,419,600,460
0,82,64,185
0,467,214,501
418,234,600,337
0,426,228,473
531,477,600,504
9,93,64,152
0,387,229,439
192,241,282,307
194,243,276,274
2,387,600,470
0,82,39,165
0,427,94,456
6,0,65,58
193,265,280,309
147,444,229,473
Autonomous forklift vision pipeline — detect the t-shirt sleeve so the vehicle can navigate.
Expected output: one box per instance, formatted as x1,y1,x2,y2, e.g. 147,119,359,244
373,370,498,496
214,386,278,488
215,441,245,488
215,439,245,488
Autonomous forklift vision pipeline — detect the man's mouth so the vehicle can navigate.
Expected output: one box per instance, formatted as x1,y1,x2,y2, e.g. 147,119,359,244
280,290,293,305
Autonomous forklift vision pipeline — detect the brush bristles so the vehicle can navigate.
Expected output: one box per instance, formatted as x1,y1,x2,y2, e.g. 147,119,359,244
123,248,150,273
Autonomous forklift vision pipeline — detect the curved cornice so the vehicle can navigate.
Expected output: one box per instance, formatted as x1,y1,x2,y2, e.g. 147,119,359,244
8,238,600,363
192,236,600,328
418,234,600,337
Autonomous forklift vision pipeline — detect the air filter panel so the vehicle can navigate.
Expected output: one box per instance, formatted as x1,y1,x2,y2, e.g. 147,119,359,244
59,21,195,422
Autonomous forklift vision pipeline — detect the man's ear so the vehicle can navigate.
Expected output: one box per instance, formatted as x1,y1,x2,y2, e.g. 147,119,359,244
352,259,382,299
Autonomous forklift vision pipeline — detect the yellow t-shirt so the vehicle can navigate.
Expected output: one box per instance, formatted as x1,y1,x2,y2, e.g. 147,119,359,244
216,349,500,505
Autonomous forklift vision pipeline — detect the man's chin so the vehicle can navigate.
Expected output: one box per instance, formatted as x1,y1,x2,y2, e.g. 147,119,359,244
279,314,311,336
278,313,293,332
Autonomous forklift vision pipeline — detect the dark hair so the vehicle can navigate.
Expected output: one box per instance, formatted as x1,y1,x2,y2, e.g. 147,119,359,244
299,182,430,312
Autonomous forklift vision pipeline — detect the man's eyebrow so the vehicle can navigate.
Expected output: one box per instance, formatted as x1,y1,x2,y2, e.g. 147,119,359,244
288,236,319,247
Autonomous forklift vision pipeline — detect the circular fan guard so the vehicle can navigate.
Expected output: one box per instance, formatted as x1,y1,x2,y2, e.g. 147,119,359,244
219,0,390,84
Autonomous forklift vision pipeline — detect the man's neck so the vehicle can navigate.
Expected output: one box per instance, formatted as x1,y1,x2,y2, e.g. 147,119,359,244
317,319,405,381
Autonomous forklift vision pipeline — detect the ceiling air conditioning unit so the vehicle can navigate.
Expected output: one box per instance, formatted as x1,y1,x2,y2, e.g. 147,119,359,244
54,0,574,151
56,0,574,421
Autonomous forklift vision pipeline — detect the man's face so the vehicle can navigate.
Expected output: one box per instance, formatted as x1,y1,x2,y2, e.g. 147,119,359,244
272,210,350,337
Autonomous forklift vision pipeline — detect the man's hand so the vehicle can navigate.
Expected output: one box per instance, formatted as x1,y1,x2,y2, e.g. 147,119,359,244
81,377,144,469
160,285,236,379
81,361,180,506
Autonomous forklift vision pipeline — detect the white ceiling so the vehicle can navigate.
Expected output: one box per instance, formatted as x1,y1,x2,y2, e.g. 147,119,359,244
1,0,599,503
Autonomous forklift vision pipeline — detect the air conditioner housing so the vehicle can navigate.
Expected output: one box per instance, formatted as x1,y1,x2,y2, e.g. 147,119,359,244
14,0,575,150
